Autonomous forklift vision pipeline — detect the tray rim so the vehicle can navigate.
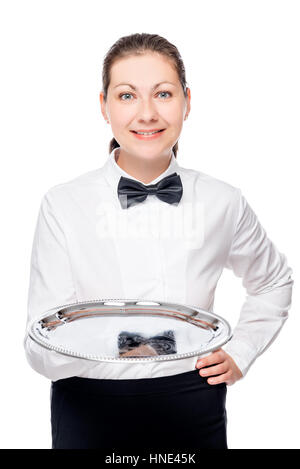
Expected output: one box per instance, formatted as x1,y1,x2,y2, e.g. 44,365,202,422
28,298,233,363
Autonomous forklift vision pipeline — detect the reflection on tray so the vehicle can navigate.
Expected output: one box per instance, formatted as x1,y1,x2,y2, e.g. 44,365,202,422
118,330,177,357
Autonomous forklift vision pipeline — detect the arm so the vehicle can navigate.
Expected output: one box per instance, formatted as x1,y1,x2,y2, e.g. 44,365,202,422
223,189,294,377
196,189,293,383
24,189,97,381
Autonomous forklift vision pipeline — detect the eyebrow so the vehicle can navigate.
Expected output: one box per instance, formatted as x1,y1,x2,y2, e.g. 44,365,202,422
113,81,176,90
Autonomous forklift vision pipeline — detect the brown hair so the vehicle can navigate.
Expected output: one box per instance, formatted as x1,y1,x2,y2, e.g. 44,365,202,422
101,33,189,158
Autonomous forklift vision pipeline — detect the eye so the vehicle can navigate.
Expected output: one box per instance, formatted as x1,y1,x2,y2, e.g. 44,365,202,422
157,91,172,99
118,91,172,101
119,93,133,101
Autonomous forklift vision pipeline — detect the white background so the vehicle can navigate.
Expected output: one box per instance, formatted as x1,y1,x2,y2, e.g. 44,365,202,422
0,0,299,449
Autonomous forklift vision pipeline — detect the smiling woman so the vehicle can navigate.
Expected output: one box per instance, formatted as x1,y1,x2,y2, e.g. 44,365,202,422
99,37,190,183
24,32,293,450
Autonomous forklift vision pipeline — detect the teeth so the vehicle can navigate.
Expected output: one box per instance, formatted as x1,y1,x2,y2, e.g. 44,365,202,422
136,130,161,135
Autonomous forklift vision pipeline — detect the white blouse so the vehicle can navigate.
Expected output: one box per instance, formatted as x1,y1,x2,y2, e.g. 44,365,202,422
24,147,293,381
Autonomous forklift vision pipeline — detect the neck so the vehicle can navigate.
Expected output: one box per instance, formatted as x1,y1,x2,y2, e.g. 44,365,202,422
115,148,172,184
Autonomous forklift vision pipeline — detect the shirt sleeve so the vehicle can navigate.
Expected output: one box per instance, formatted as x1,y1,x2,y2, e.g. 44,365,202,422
24,190,98,381
223,189,294,377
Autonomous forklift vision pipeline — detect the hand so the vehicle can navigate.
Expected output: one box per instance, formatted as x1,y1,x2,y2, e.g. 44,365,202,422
195,348,243,386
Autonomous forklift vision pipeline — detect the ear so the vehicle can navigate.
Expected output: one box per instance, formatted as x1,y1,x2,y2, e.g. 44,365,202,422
99,91,109,122
185,87,191,117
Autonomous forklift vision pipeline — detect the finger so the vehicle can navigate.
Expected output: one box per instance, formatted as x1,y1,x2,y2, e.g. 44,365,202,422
199,362,228,377
196,349,224,368
207,372,230,385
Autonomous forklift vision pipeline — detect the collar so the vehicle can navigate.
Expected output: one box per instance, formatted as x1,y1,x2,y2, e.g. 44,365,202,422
102,146,180,192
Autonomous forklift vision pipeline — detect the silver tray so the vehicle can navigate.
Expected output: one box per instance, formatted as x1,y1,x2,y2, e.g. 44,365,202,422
28,298,232,363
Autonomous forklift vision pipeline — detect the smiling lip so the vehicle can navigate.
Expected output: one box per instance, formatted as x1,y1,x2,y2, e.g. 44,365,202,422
130,129,166,140
131,129,164,133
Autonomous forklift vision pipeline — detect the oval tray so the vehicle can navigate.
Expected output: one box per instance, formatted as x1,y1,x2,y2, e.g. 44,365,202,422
28,298,232,363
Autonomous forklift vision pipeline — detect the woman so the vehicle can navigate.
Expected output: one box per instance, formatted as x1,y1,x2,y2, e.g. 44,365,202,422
24,33,293,449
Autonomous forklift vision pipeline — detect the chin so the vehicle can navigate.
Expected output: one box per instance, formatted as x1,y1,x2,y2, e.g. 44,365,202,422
131,143,172,153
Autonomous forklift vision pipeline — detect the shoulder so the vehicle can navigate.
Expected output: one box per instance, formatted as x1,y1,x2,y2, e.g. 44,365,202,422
178,163,241,200
42,166,107,203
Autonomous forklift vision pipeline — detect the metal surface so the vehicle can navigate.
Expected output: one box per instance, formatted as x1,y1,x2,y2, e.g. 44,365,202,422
28,298,232,363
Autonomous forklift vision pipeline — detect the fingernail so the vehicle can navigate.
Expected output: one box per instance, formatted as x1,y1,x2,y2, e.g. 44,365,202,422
196,360,203,368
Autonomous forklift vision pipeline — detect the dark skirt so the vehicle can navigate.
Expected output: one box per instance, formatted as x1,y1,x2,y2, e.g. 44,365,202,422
50,369,227,450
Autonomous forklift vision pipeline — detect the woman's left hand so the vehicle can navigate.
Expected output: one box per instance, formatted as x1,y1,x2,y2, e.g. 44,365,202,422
195,348,243,386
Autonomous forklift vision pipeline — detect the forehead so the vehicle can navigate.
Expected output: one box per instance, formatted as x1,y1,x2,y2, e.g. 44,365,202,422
109,52,179,87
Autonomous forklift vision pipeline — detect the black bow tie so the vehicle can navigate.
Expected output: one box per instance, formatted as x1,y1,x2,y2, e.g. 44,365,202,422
117,172,183,209
118,330,177,355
